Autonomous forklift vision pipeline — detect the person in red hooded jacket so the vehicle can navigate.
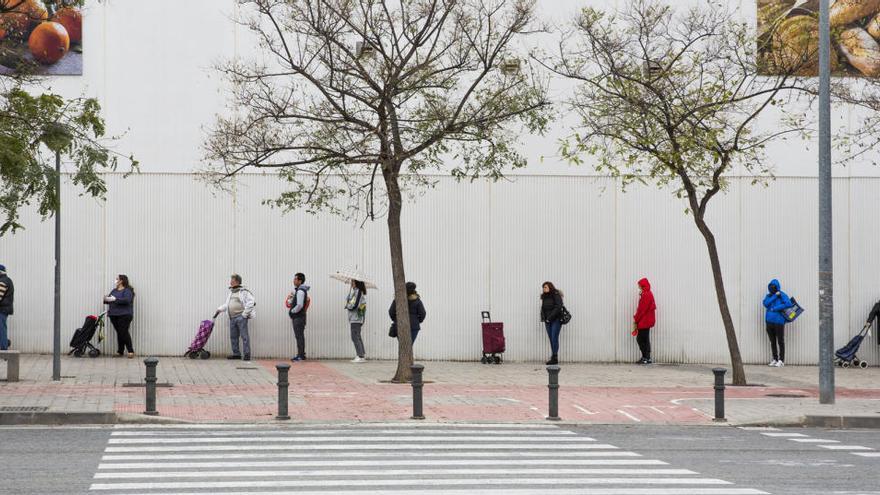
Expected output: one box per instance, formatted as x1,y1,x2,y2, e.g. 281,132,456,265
633,278,657,364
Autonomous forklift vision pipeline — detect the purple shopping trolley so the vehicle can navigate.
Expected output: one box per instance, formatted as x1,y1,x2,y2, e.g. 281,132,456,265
185,318,215,359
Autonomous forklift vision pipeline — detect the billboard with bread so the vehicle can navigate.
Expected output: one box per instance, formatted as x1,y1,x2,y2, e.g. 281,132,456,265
759,0,880,77
0,0,83,75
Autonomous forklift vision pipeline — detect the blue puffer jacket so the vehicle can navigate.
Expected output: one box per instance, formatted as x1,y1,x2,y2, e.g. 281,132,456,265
763,278,792,325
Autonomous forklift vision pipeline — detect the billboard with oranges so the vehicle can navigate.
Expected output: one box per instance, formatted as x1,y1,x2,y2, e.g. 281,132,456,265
0,0,82,75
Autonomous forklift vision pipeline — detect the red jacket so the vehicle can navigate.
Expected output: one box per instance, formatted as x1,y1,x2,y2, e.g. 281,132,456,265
634,278,656,329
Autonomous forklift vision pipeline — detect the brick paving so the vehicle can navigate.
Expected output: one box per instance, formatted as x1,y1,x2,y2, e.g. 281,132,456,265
1,354,878,424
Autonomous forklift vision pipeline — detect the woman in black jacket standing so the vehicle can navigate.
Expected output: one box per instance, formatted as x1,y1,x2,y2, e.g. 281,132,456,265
540,281,564,365
104,274,136,358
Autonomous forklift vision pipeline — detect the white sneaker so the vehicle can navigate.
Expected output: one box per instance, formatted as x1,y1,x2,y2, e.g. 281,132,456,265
768,360,778,367
351,357,366,363
776,361,784,367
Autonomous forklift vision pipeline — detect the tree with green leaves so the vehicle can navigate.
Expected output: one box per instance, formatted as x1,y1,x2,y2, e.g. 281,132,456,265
0,77,134,234
547,0,807,385
205,0,550,382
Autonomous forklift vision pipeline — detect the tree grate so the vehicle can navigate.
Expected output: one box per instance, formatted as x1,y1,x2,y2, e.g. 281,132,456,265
0,406,49,412
764,393,808,398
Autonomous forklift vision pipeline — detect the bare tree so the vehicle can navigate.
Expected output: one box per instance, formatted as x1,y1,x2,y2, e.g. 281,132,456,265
205,0,550,382
547,0,807,385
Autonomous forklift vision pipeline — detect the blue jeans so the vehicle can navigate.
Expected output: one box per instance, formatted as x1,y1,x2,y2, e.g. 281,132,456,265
230,315,250,357
544,320,561,355
411,327,420,344
0,313,7,350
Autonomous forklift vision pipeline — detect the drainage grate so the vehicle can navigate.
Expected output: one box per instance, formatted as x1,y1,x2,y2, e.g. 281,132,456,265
0,406,49,413
765,393,808,398
236,367,260,370
121,382,174,388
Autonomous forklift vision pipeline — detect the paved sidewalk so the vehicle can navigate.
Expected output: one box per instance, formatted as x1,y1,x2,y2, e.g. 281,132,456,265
1,354,878,425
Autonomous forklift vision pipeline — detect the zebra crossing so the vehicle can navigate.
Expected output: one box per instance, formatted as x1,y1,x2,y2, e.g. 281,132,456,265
91,423,768,494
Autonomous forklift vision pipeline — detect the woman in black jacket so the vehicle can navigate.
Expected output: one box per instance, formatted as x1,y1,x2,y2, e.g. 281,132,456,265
389,282,427,343
540,281,564,365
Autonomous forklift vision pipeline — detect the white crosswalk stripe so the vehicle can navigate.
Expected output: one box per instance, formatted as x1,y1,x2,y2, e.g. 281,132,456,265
91,424,768,494
745,428,879,462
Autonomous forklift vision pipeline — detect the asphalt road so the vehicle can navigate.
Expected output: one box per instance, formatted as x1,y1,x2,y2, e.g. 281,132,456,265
0,423,877,495
571,425,880,495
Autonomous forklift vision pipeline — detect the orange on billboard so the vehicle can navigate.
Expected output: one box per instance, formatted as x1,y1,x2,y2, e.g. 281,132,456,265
0,0,82,76
758,0,880,77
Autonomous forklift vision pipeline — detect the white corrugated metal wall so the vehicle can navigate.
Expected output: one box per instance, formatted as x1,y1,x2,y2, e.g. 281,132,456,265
1,173,878,366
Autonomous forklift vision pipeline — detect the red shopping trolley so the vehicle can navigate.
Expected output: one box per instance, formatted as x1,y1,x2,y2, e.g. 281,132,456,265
480,311,505,364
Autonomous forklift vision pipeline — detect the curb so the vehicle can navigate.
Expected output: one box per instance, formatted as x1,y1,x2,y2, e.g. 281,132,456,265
115,413,194,424
0,412,117,425
803,415,880,429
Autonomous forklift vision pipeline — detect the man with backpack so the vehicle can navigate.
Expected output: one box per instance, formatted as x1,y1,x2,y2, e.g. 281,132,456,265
286,272,310,362
217,274,256,361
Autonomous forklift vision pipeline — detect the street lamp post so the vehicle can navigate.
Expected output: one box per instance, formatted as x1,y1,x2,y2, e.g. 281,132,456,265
818,0,834,404
53,150,61,382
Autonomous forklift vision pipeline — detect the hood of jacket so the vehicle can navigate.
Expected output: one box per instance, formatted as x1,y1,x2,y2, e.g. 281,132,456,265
638,278,651,291
297,285,311,292
408,292,420,302
768,279,781,293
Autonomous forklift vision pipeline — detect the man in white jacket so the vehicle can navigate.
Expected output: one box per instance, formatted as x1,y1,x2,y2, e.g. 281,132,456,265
217,274,255,361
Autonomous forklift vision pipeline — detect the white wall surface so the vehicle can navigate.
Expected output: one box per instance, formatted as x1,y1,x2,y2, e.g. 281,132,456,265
1,173,878,367
26,0,880,178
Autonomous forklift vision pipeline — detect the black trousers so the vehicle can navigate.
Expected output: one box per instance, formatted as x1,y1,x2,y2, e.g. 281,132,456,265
109,314,134,354
636,328,651,359
291,314,307,358
766,322,785,361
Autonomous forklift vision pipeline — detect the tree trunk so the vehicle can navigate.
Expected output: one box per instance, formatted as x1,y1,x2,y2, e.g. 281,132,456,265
385,171,414,383
693,213,748,386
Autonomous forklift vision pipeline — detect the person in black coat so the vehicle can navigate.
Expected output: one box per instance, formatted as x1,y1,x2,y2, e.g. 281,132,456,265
389,282,427,343
540,281,564,365
0,264,13,350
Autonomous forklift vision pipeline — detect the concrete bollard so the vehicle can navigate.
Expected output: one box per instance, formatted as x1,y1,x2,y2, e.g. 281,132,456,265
546,365,561,421
143,357,159,416
411,364,425,420
276,363,291,420
712,367,726,422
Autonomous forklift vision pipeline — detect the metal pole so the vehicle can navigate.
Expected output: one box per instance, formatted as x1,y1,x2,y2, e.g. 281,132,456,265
546,365,561,421
410,364,425,420
818,0,835,405
712,368,726,422
52,150,61,382
276,363,291,420
143,357,159,416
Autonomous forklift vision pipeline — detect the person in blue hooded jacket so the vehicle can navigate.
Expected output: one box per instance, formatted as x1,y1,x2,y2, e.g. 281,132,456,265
763,278,792,367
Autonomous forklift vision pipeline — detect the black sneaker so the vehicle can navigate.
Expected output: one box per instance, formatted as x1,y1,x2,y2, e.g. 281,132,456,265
635,358,646,365
227,355,242,360
645,358,653,364
243,355,251,361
